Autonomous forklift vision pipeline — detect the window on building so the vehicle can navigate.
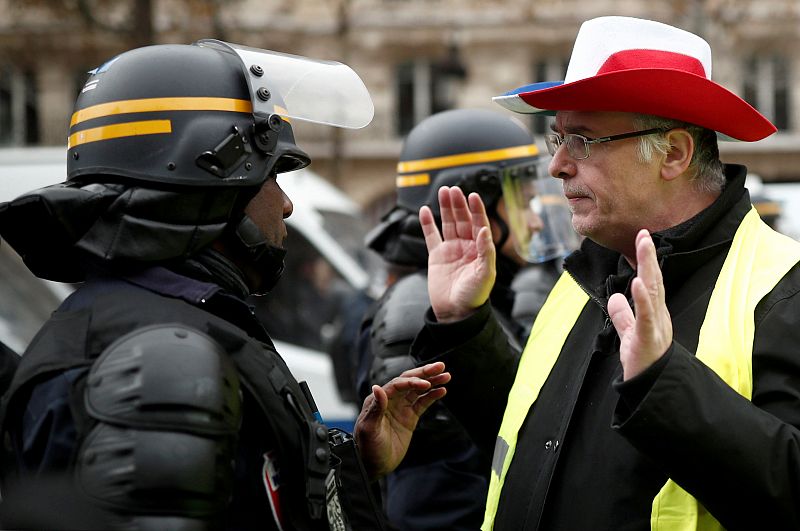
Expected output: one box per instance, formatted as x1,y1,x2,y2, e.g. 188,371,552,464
743,54,791,131
0,65,39,145
395,52,467,136
396,61,418,136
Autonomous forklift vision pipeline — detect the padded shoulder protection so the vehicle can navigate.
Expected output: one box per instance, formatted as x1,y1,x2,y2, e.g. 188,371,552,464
368,272,429,385
78,324,242,529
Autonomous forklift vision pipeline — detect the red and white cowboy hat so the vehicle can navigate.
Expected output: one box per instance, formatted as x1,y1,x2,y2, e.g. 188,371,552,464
493,16,776,142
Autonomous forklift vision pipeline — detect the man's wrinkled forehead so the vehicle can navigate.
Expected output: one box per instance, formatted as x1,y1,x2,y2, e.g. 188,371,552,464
552,111,595,136
552,110,636,136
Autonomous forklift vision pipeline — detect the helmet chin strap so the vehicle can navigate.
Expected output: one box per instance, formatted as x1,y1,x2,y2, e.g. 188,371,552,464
233,215,287,295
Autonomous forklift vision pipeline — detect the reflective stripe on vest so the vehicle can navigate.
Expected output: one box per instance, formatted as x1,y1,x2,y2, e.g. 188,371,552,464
483,271,589,529
483,208,800,530
651,208,800,530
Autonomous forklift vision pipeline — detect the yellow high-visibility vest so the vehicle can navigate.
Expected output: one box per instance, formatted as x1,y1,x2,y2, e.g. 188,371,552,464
483,208,800,530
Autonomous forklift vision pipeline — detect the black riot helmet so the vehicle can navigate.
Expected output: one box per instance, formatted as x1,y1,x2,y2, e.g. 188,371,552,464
366,108,546,267
0,40,373,283
68,42,306,188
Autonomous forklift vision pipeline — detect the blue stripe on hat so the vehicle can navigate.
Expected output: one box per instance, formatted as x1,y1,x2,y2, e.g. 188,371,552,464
502,81,564,96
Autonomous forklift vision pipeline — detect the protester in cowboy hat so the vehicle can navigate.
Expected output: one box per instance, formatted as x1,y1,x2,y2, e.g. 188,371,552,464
410,15,800,530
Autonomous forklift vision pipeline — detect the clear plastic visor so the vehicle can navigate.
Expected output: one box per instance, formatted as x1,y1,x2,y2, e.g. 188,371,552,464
196,39,374,129
501,158,581,263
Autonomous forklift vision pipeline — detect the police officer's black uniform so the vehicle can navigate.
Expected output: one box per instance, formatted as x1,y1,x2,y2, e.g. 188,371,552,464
0,40,380,530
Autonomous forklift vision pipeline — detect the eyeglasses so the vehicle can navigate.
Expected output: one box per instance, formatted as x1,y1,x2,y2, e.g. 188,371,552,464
544,127,669,160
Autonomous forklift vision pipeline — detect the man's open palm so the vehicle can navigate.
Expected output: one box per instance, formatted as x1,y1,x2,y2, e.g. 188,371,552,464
607,229,674,380
419,187,496,323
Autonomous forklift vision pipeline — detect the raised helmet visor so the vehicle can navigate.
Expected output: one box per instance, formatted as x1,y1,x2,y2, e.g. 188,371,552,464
196,39,374,130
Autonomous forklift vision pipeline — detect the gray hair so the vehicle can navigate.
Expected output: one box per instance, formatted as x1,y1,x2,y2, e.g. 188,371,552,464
632,114,726,194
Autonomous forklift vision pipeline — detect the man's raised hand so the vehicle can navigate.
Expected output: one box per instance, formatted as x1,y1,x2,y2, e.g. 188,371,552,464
419,186,496,322
607,229,673,380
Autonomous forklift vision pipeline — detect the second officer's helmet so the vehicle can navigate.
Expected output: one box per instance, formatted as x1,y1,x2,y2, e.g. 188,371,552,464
366,108,547,267
0,40,373,282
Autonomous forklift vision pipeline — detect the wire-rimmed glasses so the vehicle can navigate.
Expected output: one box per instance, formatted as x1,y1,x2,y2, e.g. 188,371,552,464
545,127,669,160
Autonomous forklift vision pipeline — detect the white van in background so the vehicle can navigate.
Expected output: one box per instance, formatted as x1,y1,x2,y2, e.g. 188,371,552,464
0,147,383,431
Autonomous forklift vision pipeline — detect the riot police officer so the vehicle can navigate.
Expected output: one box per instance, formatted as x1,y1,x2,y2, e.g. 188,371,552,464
0,40,447,530
359,108,575,530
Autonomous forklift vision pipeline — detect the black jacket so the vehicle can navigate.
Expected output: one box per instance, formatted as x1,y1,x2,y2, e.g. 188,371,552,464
0,268,332,531
413,165,800,530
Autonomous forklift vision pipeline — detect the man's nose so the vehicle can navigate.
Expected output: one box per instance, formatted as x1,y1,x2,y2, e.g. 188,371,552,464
549,144,575,180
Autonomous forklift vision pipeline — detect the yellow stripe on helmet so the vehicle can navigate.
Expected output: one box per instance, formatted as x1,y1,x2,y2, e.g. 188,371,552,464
68,120,173,148
396,173,431,188
396,144,539,174
70,97,253,127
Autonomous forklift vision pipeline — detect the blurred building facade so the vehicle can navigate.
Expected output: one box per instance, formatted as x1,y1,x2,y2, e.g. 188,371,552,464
1,0,799,218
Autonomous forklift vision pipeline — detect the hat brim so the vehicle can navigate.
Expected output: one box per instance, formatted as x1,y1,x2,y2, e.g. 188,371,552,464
494,69,776,142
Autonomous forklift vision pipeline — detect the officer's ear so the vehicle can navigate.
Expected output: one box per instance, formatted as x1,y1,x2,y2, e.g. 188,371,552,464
660,129,693,182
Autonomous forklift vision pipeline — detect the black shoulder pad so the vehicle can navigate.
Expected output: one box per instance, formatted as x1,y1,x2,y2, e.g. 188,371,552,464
85,323,241,435
370,272,429,360
79,324,241,525
368,273,429,384
511,263,561,328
